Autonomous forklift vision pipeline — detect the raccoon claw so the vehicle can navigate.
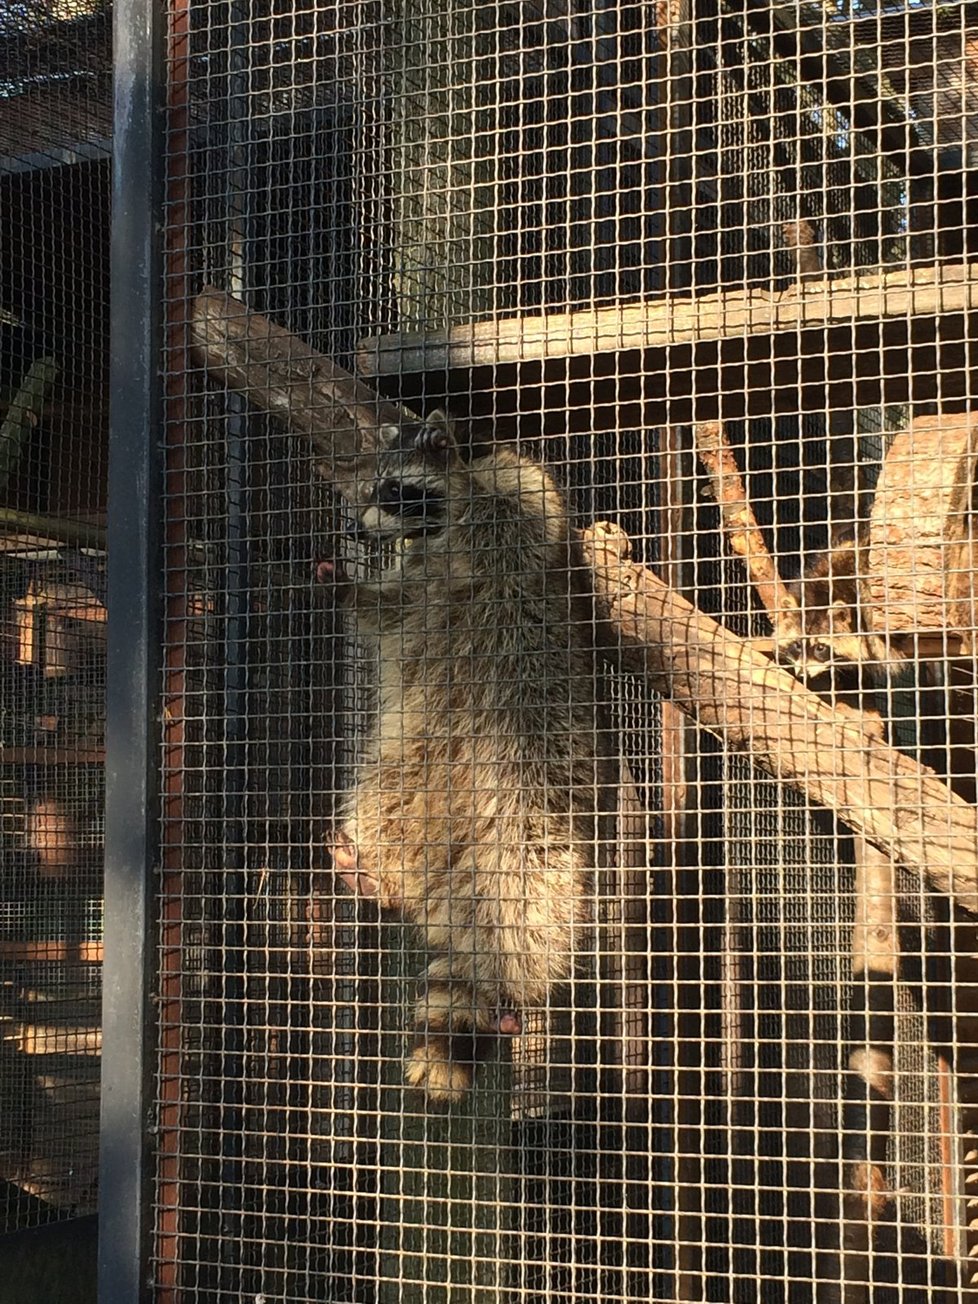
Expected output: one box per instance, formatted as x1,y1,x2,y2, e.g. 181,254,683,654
330,831,379,898
414,423,453,463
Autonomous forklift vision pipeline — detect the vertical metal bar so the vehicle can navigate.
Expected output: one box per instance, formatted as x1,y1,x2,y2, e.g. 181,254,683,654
98,0,165,1291
661,11,708,1288
153,0,191,1272
212,4,256,1256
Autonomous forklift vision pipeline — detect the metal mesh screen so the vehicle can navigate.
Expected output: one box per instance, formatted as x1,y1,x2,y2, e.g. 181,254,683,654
141,0,978,1298
0,0,110,1238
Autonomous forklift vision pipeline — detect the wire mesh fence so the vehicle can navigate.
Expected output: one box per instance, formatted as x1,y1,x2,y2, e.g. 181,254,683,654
131,0,978,1298
0,0,110,1239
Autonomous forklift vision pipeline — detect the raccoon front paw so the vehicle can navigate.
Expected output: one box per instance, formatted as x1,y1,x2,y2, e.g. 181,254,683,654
413,421,454,464
329,829,379,898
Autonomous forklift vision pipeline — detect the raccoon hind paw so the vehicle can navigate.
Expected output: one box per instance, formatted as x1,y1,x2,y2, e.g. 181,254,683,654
404,1036,474,1106
328,830,381,899
404,997,524,1103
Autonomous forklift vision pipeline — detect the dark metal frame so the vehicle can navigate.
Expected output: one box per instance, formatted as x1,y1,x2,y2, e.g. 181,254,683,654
98,0,165,1292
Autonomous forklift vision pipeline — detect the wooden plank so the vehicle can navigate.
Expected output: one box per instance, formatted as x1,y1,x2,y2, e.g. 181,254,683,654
357,262,978,377
13,1025,101,1056
867,412,978,635
0,941,103,963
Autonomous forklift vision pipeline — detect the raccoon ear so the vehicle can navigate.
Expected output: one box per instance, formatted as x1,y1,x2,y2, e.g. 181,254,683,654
415,410,457,464
831,598,854,633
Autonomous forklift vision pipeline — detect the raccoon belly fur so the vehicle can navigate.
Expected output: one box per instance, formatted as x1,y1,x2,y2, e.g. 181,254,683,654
332,416,611,1104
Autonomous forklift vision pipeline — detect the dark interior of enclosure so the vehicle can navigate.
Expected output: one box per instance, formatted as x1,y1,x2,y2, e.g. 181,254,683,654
0,0,110,1274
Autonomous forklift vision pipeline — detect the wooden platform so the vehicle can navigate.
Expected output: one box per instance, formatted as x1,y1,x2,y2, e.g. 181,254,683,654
356,261,978,431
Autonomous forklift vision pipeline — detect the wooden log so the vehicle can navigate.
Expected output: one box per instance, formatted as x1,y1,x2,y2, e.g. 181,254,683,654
866,411,978,636
582,521,978,916
190,286,405,495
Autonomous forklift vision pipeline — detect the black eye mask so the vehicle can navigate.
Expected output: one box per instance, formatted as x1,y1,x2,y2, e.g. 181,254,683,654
376,479,445,525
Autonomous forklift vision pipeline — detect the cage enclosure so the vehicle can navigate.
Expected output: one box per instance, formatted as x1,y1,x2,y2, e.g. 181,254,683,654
0,0,109,1295
102,0,978,1301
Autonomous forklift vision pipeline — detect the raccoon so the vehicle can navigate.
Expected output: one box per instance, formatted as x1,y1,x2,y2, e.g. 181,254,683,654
326,410,612,1104
775,533,909,688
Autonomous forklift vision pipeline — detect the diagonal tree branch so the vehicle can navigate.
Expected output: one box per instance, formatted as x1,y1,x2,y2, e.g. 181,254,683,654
584,520,978,915
190,287,978,915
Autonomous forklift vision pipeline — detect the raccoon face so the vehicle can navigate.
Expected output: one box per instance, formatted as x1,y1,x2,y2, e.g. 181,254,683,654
354,411,460,541
776,600,864,684
777,632,844,683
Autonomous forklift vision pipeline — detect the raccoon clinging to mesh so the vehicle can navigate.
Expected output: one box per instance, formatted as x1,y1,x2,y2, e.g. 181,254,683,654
325,410,612,1104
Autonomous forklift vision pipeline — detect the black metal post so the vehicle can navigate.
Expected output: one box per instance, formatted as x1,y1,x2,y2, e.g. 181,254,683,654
98,0,165,1292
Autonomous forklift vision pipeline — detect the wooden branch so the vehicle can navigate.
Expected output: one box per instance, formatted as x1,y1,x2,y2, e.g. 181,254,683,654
190,287,407,494
0,357,58,490
842,836,897,1298
583,521,978,916
693,420,800,638
0,509,105,551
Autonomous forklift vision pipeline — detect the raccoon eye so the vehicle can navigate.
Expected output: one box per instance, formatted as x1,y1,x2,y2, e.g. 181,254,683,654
376,479,440,518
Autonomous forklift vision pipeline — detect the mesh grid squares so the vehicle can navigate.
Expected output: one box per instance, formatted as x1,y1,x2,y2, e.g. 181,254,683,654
139,1,978,1299
0,0,110,1240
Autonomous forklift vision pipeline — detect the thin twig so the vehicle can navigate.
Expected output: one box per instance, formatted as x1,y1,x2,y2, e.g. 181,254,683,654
693,421,801,640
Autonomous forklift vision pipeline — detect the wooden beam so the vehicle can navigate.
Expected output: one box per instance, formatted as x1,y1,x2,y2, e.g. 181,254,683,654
357,262,978,377
693,419,800,639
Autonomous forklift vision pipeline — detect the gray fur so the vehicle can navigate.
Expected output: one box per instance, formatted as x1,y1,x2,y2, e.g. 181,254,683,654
329,412,612,1103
